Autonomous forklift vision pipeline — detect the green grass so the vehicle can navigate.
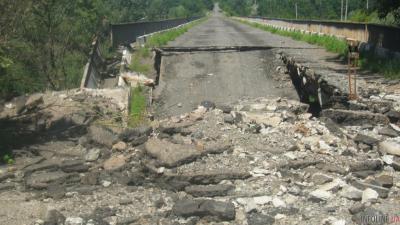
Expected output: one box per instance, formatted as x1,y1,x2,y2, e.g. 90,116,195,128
239,19,348,56
129,18,207,74
129,57,151,74
238,19,400,79
129,47,152,74
146,27,189,47
145,18,207,48
128,86,147,127
359,53,400,79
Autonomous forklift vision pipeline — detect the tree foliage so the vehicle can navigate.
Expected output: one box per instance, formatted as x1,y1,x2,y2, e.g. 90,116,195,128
0,0,213,99
219,0,252,16
376,0,400,24
218,0,399,25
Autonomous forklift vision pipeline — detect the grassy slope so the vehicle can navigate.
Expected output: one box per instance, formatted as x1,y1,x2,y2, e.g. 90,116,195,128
238,19,400,79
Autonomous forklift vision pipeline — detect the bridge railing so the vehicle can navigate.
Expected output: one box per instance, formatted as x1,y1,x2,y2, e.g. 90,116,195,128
245,16,400,54
111,17,201,47
80,38,106,89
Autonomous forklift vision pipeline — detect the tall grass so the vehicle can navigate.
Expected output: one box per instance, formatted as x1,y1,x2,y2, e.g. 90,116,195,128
128,86,147,127
129,47,152,74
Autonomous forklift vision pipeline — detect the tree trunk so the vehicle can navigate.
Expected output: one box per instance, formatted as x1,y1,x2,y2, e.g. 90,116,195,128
341,0,344,21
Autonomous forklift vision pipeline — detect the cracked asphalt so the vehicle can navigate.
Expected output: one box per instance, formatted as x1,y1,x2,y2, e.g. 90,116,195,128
153,7,303,118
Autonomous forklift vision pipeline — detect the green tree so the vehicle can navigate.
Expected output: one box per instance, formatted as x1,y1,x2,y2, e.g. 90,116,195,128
169,5,190,18
219,0,252,16
0,0,213,99
376,0,400,25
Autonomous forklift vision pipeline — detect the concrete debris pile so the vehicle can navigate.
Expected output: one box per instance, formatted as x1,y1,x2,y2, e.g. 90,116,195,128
0,94,399,225
0,89,129,157
277,51,400,114
120,72,155,87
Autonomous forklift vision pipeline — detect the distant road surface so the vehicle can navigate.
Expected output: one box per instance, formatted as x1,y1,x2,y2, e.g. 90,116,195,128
154,5,314,117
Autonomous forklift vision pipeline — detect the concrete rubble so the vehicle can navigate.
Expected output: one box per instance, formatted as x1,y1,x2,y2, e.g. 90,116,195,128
0,85,400,225
120,72,155,87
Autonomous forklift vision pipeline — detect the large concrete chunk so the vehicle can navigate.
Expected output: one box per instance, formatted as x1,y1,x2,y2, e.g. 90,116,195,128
385,110,400,123
26,171,72,189
340,185,363,200
184,184,234,197
242,112,282,127
203,141,232,154
321,109,389,126
353,134,380,146
145,138,201,167
247,213,275,225
43,209,66,225
379,141,400,156
103,155,127,171
159,121,195,135
309,190,333,202
119,126,152,141
161,170,251,190
172,199,235,221
351,180,390,198
25,93,44,110
281,159,321,170
378,127,399,137
24,160,59,175
350,160,382,172
60,160,88,173
88,125,117,148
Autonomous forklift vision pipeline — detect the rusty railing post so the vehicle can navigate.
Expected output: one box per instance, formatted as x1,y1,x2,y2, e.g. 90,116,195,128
346,38,360,100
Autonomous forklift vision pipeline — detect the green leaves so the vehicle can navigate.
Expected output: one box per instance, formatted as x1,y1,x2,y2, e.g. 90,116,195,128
376,0,400,24
2,154,14,165
219,0,252,16
0,0,213,99
128,86,148,127
0,55,12,71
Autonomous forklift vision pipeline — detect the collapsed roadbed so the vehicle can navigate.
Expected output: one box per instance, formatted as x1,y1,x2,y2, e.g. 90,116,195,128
278,50,400,122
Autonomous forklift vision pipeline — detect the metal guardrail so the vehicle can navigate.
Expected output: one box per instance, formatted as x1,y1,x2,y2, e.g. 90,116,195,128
111,17,201,47
80,38,106,89
245,16,400,53
82,17,203,89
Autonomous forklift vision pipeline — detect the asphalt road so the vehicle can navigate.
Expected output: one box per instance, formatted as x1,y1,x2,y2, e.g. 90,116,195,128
153,7,302,117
